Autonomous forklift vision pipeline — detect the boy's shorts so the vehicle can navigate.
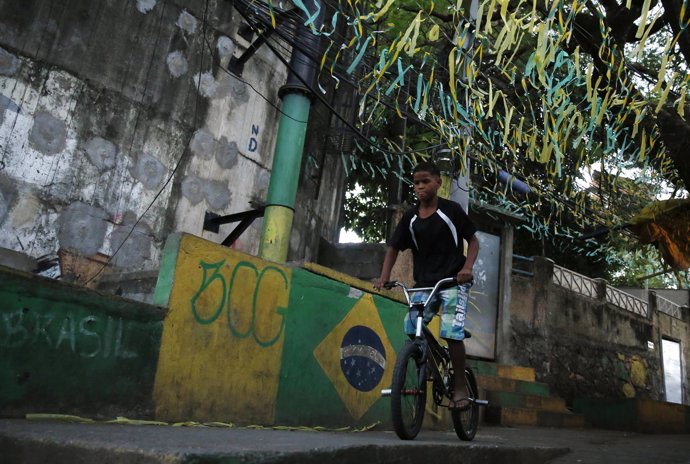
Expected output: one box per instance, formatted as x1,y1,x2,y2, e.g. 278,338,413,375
404,282,472,341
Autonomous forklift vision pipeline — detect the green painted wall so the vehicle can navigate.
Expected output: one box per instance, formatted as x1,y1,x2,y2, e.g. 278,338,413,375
0,266,165,418
275,268,407,426
1,234,412,427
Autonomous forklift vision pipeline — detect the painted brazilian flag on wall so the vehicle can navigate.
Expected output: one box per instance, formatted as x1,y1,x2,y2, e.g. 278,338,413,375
275,268,407,426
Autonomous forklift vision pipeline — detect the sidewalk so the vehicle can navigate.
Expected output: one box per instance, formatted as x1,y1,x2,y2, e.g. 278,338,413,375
1,418,689,463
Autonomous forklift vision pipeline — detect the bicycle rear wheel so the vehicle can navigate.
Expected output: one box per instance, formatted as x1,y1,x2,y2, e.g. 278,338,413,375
451,367,479,441
391,341,427,440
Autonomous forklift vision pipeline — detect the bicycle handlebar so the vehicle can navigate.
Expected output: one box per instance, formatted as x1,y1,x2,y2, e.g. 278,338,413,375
383,277,458,291
383,277,460,306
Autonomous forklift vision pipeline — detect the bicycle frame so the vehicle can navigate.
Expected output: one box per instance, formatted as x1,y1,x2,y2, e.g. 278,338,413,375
412,279,457,393
382,277,458,398
382,277,487,441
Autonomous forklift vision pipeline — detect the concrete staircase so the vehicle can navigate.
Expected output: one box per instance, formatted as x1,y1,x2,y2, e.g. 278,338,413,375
468,359,585,428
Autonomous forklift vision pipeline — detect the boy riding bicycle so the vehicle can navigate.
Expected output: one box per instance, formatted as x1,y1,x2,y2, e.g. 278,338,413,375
374,161,479,410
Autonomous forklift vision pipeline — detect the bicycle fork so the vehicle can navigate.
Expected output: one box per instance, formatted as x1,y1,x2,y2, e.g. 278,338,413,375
381,340,430,398
382,304,430,398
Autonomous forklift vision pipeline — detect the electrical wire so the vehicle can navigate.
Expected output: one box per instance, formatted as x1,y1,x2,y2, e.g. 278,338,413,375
89,0,657,279
240,2,632,237
247,11,627,239
233,4,447,157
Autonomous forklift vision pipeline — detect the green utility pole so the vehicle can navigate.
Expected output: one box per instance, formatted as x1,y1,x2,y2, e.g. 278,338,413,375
259,10,322,263
259,93,311,262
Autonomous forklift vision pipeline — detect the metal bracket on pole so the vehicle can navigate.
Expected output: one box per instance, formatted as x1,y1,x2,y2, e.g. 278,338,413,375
228,27,276,76
203,206,266,247
228,3,297,76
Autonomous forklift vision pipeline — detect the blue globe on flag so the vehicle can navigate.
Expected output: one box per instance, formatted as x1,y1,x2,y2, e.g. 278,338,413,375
339,325,386,392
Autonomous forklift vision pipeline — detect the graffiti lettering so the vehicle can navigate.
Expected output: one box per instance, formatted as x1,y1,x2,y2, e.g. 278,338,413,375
248,124,259,152
32,312,54,347
191,260,227,324
56,316,76,352
0,310,137,359
190,259,288,347
79,316,101,358
2,310,28,348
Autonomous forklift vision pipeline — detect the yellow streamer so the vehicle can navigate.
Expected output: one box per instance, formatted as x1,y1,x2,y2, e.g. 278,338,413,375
361,0,396,22
655,72,675,113
635,0,652,39
485,0,498,34
499,0,509,23
449,46,458,121
529,0,537,30
428,24,440,41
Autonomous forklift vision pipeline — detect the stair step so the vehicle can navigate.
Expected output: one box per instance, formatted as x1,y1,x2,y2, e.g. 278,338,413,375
476,374,551,397
486,406,585,428
498,365,535,382
467,359,535,382
486,391,570,413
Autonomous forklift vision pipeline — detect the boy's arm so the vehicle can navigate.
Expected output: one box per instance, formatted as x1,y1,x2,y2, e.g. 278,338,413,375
457,234,479,283
374,247,399,290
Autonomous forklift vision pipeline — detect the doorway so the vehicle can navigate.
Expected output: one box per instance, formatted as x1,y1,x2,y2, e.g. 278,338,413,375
662,338,683,404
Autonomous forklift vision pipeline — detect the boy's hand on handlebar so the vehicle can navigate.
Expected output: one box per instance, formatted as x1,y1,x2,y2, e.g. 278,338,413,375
456,269,473,284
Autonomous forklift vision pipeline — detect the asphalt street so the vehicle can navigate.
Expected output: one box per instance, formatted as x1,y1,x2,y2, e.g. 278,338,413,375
1,419,689,463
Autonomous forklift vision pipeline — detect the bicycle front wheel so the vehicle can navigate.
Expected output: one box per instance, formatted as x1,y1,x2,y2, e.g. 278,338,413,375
451,367,479,441
390,341,427,440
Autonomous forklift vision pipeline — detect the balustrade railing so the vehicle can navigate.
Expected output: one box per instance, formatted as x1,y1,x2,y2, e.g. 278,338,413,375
605,285,649,317
552,265,598,299
512,254,534,277
552,264,649,317
656,295,682,319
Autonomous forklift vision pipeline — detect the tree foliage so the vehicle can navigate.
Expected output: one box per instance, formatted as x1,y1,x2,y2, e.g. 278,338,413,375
253,0,690,283
333,0,689,282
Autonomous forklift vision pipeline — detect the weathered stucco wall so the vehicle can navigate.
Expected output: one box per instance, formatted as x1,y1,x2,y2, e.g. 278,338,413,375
0,0,345,292
508,257,689,406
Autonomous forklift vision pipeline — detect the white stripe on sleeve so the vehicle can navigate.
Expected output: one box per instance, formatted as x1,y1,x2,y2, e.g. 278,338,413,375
435,209,458,247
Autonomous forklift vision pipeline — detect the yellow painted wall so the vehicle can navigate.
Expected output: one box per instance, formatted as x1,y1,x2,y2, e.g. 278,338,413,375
154,234,290,423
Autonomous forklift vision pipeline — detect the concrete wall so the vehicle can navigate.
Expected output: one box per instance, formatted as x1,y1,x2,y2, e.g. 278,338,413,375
508,257,690,406
0,0,345,292
0,232,432,428
317,240,388,281
0,265,165,418
153,233,407,426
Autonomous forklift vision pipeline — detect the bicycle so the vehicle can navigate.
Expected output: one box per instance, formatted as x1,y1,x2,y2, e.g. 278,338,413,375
380,277,488,441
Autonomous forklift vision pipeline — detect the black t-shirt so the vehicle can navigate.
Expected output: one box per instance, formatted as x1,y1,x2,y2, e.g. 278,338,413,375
388,197,477,286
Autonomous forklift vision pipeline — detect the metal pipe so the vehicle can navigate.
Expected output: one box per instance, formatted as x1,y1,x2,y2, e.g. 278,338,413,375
258,7,323,262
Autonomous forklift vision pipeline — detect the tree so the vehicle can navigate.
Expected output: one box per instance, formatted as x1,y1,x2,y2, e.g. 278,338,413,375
325,0,689,278
252,0,690,281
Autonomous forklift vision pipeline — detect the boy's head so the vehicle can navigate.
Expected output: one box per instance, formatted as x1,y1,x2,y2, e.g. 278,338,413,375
413,161,441,177
412,161,442,202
